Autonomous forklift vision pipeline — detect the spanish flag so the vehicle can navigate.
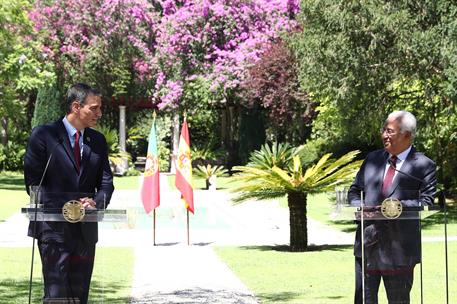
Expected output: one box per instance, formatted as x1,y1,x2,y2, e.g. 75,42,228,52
175,118,194,213
141,116,160,214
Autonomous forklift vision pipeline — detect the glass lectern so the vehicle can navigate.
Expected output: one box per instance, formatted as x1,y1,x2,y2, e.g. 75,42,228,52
22,188,128,304
332,189,452,304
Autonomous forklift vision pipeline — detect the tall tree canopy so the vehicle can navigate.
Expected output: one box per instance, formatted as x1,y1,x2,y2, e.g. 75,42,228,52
0,0,54,145
293,0,457,189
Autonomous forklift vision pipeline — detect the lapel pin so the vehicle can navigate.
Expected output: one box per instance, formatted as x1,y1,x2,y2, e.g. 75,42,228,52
87,137,91,142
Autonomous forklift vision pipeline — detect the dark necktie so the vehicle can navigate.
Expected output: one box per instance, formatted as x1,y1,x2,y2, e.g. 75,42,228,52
74,131,81,173
382,155,397,197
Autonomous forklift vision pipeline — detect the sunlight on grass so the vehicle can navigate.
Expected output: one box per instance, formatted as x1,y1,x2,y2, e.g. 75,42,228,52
215,242,456,304
0,247,134,304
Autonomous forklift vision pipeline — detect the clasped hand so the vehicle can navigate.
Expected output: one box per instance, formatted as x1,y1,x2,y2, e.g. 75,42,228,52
80,197,97,210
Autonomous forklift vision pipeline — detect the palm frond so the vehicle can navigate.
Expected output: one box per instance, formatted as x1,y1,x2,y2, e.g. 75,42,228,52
231,142,362,205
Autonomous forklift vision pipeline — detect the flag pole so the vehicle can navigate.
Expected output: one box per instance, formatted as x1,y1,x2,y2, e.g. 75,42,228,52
153,209,156,246
187,209,190,245
153,111,157,246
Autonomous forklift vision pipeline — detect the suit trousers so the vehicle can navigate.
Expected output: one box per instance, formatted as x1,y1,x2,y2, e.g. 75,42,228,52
354,257,414,304
38,239,96,304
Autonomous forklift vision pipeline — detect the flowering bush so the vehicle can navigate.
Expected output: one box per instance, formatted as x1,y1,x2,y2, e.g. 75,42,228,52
29,0,160,95
154,0,300,108
28,0,299,109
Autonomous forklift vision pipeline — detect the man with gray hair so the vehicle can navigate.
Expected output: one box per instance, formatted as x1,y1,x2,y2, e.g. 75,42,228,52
349,110,436,303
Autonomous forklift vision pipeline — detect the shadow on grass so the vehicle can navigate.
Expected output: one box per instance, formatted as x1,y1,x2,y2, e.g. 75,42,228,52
0,279,130,304
0,174,25,191
89,279,132,303
330,220,357,233
257,291,299,303
421,204,457,230
0,279,42,304
239,244,353,252
257,292,347,303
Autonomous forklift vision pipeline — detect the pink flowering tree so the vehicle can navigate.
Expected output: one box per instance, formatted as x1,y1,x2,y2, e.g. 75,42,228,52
154,0,300,110
29,0,160,97
153,0,299,166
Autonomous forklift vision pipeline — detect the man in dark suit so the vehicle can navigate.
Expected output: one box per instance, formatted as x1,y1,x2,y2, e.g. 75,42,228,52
348,110,436,304
24,83,114,304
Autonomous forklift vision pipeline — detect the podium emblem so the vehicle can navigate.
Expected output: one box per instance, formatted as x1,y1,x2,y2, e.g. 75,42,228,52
381,198,402,219
62,200,85,223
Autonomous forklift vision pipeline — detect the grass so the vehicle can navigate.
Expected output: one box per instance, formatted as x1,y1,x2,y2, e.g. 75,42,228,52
0,247,134,304
114,175,141,190
214,242,457,304
0,171,28,221
0,171,25,191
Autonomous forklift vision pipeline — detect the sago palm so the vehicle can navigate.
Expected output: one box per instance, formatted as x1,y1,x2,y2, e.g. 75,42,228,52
231,142,362,251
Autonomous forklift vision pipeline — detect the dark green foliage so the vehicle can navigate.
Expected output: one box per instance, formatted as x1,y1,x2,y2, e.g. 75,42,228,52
31,83,63,128
181,78,222,159
126,110,172,172
0,142,25,171
96,125,119,154
238,108,266,164
246,142,297,170
292,0,457,191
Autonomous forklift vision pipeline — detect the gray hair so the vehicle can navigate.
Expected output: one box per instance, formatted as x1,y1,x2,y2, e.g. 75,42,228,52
386,110,416,138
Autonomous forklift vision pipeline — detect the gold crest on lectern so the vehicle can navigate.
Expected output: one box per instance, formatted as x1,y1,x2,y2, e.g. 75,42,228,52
62,200,85,223
381,198,403,219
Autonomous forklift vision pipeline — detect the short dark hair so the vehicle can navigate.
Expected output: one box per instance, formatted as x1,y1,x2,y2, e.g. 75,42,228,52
65,83,101,113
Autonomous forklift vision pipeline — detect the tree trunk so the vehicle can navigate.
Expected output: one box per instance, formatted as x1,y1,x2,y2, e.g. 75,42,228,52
0,117,7,146
287,191,308,251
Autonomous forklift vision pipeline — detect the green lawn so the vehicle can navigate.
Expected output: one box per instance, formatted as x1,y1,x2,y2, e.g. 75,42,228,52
0,171,28,221
215,242,457,304
0,247,134,304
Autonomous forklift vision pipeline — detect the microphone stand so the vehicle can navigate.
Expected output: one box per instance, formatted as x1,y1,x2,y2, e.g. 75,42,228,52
28,139,60,304
390,164,448,304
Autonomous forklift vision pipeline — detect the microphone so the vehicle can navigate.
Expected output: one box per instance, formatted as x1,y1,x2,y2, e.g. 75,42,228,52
28,135,63,304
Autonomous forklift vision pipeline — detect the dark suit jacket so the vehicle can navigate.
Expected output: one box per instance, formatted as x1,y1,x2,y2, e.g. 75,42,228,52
24,119,114,244
348,147,436,269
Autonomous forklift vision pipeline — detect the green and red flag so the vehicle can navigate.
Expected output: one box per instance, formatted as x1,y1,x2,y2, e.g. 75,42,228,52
175,118,194,213
141,116,160,214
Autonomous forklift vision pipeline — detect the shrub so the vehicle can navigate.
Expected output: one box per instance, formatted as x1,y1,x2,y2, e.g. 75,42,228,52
31,83,64,128
0,142,26,171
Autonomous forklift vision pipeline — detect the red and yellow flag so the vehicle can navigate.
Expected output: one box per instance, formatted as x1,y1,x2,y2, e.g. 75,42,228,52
175,118,194,213
141,117,160,214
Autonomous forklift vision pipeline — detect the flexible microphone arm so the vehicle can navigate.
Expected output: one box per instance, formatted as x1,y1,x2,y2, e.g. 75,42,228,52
389,161,448,304
389,162,444,208
28,137,63,304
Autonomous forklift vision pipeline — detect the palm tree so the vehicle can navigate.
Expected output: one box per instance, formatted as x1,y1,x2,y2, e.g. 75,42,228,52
231,142,362,252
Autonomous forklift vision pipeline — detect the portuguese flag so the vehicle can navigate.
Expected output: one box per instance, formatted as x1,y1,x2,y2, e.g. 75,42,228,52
175,118,194,213
141,117,160,214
